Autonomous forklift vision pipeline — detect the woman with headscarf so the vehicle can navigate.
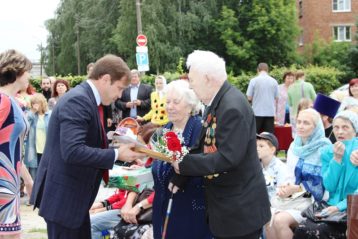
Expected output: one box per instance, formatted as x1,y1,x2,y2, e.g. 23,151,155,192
294,110,358,239
267,108,331,239
137,75,169,126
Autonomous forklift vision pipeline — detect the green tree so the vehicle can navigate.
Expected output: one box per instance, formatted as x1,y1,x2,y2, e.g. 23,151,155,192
347,17,358,77
45,0,121,75
214,0,299,73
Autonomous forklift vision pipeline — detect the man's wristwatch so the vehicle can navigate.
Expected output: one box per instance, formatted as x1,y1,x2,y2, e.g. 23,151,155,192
136,202,144,211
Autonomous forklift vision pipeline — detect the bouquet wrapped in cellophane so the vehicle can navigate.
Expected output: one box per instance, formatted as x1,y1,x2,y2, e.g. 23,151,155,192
150,128,189,163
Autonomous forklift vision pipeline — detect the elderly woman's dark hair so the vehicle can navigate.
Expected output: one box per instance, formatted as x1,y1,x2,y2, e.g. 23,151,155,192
52,79,70,97
348,78,358,97
0,49,32,86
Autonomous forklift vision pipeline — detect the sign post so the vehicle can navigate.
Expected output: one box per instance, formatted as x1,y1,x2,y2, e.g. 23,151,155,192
136,34,149,71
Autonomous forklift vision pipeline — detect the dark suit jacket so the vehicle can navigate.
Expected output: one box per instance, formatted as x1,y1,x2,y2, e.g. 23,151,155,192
179,81,271,237
115,83,152,118
30,82,115,229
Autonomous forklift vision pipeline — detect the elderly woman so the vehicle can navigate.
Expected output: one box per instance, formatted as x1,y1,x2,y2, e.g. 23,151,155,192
151,80,211,239
24,93,52,181
294,110,358,239
137,75,169,126
0,49,32,238
267,108,331,239
48,78,70,110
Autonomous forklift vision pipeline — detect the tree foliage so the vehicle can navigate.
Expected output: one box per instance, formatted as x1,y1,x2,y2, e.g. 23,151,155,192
43,0,300,75
214,0,299,73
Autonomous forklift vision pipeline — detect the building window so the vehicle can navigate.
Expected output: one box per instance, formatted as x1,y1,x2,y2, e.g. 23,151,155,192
333,26,351,41
299,0,303,18
299,31,304,46
332,0,351,12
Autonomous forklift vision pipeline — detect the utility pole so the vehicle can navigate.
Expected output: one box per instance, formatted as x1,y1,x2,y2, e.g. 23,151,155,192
52,33,55,74
75,15,81,75
39,43,43,79
135,0,143,34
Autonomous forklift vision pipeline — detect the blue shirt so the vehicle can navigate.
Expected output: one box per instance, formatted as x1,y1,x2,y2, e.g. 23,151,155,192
246,72,278,117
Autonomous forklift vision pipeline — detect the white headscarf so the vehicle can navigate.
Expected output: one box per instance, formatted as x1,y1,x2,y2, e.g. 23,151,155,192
334,110,358,133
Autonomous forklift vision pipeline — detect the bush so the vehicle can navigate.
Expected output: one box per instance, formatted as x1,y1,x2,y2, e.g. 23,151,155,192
227,71,253,93
30,75,86,92
141,72,183,86
269,65,342,94
30,66,343,96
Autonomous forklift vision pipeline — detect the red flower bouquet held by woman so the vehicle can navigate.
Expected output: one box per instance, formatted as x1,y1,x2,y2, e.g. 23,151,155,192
150,129,189,163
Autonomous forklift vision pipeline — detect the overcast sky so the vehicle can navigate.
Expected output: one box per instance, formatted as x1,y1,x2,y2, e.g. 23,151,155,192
0,0,60,62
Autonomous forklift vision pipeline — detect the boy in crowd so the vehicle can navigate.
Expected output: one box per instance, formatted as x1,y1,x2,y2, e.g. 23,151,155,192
256,132,290,200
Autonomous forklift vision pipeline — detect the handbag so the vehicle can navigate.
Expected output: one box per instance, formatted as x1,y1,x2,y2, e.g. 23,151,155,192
135,188,154,224
271,191,312,211
301,201,347,224
113,221,152,239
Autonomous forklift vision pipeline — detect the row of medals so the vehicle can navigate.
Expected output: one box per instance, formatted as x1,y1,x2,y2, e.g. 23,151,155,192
204,116,219,179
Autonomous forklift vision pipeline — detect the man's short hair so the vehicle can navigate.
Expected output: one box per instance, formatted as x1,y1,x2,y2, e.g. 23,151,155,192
186,50,227,85
257,63,269,72
295,70,305,79
89,54,130,85
41,77,51,84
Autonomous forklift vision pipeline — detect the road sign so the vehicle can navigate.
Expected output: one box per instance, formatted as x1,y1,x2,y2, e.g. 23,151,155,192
136,34,147,47
136,46,148,53
136,52,149,71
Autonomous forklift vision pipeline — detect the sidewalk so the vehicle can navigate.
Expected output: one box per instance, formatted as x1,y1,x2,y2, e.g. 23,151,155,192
20,196,47,239
20,183,115,239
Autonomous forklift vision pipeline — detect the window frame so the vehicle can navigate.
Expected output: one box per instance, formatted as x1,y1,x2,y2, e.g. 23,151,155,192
332,0,351,12
333,25,352,42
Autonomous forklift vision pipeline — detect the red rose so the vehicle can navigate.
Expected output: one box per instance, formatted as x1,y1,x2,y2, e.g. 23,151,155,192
165,132,182,152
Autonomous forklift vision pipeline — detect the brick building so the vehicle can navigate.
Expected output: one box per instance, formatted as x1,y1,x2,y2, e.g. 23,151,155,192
297,0,358,47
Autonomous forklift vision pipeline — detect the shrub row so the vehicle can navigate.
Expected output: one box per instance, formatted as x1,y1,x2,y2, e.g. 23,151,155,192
30,65,344,95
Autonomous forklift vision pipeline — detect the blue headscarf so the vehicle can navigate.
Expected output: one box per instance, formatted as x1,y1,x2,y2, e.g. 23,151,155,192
292,109,332,201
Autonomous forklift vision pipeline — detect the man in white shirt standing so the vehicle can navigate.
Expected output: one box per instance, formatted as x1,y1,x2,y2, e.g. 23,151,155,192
247,63,278,133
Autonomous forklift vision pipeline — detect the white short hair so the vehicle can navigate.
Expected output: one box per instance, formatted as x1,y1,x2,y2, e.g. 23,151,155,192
166,80,202,115
186,50,227,84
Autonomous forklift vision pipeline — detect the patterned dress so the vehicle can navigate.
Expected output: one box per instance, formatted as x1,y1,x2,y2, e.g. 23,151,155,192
0,93,27,235
151,115,212,239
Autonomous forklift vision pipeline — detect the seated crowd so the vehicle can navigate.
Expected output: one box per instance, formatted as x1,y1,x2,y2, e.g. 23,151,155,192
14,67,358,239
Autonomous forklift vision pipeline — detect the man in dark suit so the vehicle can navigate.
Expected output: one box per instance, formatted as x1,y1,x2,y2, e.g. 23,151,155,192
30,55,146,239
115,69,152,119
171,50,271,239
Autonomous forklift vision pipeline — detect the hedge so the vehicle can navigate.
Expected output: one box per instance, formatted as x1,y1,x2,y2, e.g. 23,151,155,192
30,65,343,95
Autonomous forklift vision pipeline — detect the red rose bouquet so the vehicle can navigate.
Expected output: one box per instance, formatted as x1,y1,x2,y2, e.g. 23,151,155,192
150,129,189,162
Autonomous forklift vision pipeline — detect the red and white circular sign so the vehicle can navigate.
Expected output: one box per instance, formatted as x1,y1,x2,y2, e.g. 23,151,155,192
136,34,147,47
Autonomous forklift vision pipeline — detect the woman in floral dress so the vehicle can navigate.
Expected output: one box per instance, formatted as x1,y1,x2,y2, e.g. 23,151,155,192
0,49,32,238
